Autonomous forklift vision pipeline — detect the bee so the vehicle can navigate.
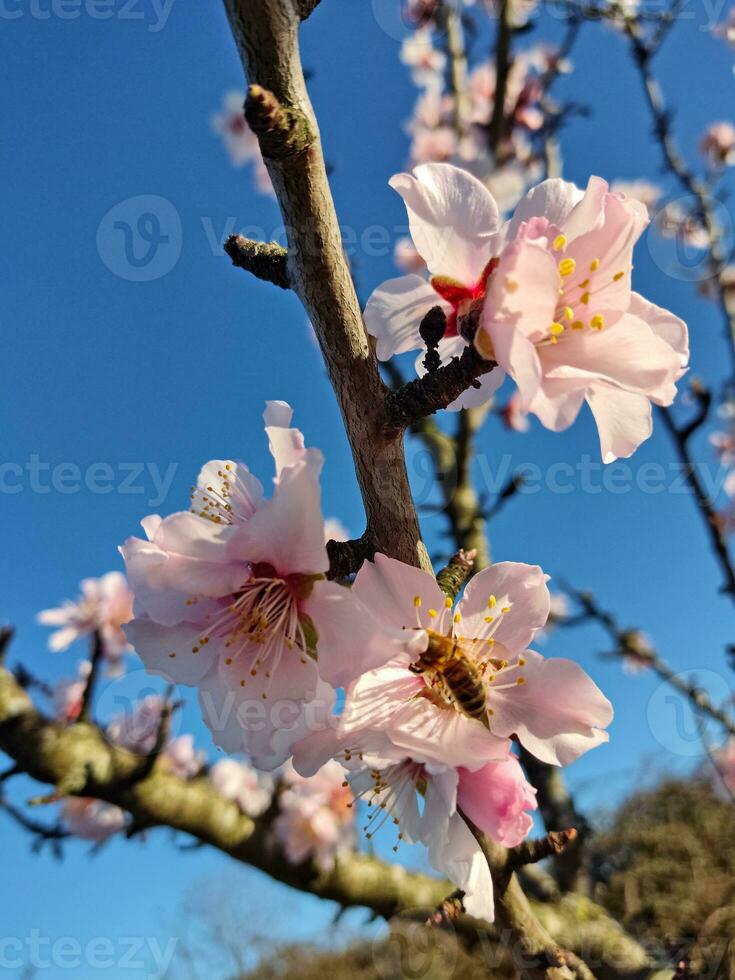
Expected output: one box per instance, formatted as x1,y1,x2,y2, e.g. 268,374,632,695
409,631,489,728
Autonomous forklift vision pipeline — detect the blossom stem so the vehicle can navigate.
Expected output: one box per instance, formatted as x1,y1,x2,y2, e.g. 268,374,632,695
78,630,104,724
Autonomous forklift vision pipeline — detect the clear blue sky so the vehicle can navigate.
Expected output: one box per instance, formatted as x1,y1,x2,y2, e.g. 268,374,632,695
2,1,735,976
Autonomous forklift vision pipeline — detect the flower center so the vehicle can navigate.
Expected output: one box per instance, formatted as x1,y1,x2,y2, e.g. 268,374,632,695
430,256,499,338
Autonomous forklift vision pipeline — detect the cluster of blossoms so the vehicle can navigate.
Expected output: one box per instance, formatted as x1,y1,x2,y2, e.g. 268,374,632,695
366,162,689,461
115,389,618,919
273,760,355,871
398,16,557,223
212,91,273,197
38,571,133,676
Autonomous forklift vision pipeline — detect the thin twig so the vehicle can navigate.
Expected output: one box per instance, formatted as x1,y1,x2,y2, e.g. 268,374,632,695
78,631,104,723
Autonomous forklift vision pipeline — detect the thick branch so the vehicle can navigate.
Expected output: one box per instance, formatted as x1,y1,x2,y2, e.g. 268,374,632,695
222,0,431,572
225,235,290,288
0,664,659,979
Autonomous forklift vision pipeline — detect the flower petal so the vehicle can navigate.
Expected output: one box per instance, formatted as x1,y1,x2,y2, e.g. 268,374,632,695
585,384,653,463
390,163,501,282
457,562,550,654
125,618,218,686
352,553,445,630
364,275,449,360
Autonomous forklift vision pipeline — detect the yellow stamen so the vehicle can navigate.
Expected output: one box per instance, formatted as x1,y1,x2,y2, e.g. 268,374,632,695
580,291,590,305
590,258,600,271
505,277,519,292
445,596,452,609
550,322,565,336
563,306,573,321
413,595,422,608
428,608,437,618
453,612,461,624
613,270,626,281
552,234,567,251
517,677,526,685
558,258,576,277
590,314,605,330
488,595,497,608
572,320,585,330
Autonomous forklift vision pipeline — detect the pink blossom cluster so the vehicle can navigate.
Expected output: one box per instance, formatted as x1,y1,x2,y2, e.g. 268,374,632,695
710,399,735,534
38,571,133,676
273,760,355,871
212,91,274,197
117,393,614,918
366,162,689,460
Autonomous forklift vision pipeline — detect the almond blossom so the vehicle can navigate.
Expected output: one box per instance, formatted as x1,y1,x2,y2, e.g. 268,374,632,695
476,175,689,461
363,163,506,410
60,797,126,843
210,758,274,816
106,696,206,777
38,572,133,676
53,661,91,722
294,554,611,920
273,760,355,871
212,91,274,196
699,122,735,167
121,402,411,769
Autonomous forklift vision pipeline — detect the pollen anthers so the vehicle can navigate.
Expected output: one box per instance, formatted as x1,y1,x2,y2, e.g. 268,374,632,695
343,755,419,850
190,464,235,525
178,570,310,699
546,248,632,343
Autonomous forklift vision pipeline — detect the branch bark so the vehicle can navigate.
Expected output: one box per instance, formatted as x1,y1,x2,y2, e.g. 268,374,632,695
222,0,431,572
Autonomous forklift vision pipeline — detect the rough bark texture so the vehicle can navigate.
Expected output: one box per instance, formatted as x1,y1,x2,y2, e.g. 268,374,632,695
222,0,431,572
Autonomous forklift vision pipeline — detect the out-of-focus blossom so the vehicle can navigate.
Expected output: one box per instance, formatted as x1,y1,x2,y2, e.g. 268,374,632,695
107,694,166,755
61,798,126,842
655,202,710,249
620,630,655,675
700,122,735,167
53,661,91,723
713,8,735,49
711,398,735,465
211,91,274,197
477,175,690,462
38,572,133,675
324,518,349,543
273,760,355,871
210,758,273,817
711,740,735,796
394,235,427,274
502,391,530,432
400,27,446,87
161,734,206,778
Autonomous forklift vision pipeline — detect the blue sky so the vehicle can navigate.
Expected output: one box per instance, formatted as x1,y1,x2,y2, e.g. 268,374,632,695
2,1,735,976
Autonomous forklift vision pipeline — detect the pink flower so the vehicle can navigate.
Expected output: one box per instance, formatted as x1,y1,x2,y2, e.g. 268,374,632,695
121,402,409,769
293,555,611,920
273,760,355,871
38,572,133,675
210,758,273,816
363,164,505,410
211,91,274,197
476,176,689,462
501,390,530,432
714,8,735,49
61,798,126,842
53,661,91,722
106,694,166,755
699,122,735,167
400,27,446,87
161,735,206,778
655,202,710,249
711,740,735,796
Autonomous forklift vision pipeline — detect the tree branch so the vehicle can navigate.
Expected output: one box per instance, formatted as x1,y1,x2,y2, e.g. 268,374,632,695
224,235,290,288
384,345,496,431
221,0,431,572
